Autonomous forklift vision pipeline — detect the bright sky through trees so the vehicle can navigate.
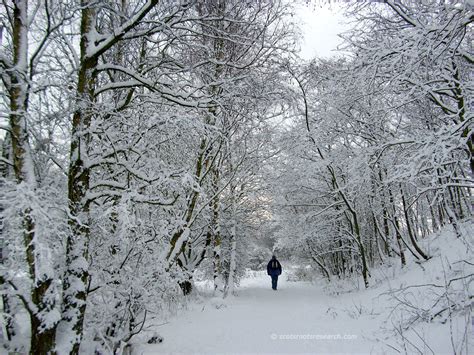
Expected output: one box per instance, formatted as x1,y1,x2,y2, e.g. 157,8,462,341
295,3,350,59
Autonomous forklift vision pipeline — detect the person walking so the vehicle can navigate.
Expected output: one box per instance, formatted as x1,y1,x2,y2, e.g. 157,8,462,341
267,255,282,290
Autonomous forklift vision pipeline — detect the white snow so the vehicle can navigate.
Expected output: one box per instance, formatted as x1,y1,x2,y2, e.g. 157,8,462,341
136,274,369,354
133,225,473,354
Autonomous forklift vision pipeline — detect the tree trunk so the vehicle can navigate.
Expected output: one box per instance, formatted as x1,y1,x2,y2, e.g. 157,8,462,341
400,185,430,260
451,61,474,178
329,166,369,287
8,2,58,353
166,139,209,295
30,315,56,355
387,187,406,267
62,3,97,353
338,236,345,277
224,148,238,298
394,218,406,267
224,215,237,298
352,210,370,288
453,179,466,220
313,255,332,281
0,137,17,345
427,194,439,232
444,202,463,239
211,166,224,294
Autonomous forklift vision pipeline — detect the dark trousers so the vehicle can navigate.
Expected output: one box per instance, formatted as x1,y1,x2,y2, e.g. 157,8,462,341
271,275,278,290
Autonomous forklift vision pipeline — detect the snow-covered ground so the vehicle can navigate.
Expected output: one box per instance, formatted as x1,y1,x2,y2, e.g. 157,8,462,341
134,225,473,354
137,273,371,354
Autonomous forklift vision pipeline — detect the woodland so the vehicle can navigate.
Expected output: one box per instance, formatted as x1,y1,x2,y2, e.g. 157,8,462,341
0,0,472,353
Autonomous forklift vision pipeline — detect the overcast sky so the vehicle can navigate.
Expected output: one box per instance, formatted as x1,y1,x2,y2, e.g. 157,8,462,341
294,4,352,60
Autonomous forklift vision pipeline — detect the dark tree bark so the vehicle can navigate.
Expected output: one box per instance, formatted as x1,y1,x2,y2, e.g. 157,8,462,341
400,185,430,260
5,1,59,353
62,1,159,352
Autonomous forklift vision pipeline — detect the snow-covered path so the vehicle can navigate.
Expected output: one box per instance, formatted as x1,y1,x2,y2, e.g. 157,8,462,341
136,272,378,354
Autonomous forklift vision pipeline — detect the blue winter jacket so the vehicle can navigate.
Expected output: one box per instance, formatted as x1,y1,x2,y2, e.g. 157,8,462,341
267,257,282,276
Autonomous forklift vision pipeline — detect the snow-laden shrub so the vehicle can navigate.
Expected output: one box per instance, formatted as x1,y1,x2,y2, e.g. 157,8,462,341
286,265,315,282
247,246,272,271
82,198,184,353
0,178,68,352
